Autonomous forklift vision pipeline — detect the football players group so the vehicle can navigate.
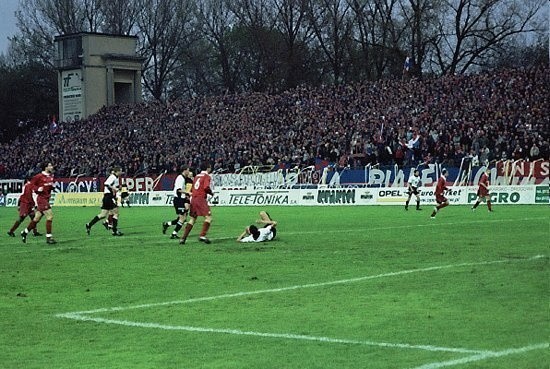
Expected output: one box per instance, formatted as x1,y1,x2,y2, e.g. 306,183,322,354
8,163,494,245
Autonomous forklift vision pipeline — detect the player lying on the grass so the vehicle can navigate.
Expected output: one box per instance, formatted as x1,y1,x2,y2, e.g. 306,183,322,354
237,211,278,243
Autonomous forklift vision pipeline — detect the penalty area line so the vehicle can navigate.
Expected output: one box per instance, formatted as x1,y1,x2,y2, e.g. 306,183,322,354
57,255,546,316
54,313,487,355
54,255,546,358
410,342,549,369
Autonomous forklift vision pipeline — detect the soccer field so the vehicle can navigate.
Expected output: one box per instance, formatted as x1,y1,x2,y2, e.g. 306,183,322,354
0,205,548,369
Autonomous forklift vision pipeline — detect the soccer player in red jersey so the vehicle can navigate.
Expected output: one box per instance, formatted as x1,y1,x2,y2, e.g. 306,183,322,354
7,177,42,237
430,169,450,218
180,163,213,245
21,162,56,244
471,167,493,212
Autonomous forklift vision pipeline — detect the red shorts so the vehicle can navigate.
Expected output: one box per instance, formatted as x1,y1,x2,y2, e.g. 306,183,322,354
190,197,211,217
36,197,51,212
435,194,448,204
19,201,34,218
477,188,489,197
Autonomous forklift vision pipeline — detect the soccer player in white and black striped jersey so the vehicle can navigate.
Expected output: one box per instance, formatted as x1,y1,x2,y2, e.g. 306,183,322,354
162,166,191,239
86,167,124,236
405,169,422,210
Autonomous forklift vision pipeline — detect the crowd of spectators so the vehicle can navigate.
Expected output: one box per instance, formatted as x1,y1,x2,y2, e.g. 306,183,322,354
0,65,548,179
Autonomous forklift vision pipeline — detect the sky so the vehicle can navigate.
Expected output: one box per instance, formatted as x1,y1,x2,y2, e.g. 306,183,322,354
0,0,20,55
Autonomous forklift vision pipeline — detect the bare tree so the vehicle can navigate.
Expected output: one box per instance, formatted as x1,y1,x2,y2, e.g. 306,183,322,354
195,0,238,92
81,0,103,32
137,0,196,100
228,0,279,91
397,0,442,77
231,0,275,28
271,0,315,88
348,0,405,79
347,0,374,79
14,0,88,65
41,0,87,34
9,0,547,99
13,0,141,66
432,0,545,74
307,0,355,84
97,0,140,35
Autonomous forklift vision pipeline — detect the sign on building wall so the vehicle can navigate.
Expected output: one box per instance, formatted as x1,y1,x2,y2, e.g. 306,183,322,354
61,70,83,122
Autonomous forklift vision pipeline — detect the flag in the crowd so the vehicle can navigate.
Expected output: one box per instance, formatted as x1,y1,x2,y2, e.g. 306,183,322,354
315,158,331,170
50,115,59,134
404,56,412,72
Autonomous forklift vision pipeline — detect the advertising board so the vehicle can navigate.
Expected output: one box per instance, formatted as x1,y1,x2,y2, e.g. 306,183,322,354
4,187,546,207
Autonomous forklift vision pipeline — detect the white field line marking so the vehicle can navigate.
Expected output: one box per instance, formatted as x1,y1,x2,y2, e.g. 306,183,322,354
57,254,547,316
55,314,487,355
13,216,548,253
56,255,545,356
410,342,549,369
54,255,547,357
51,256,548,363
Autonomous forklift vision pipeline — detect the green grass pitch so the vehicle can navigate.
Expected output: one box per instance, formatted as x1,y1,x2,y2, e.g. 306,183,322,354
0,204,548,369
